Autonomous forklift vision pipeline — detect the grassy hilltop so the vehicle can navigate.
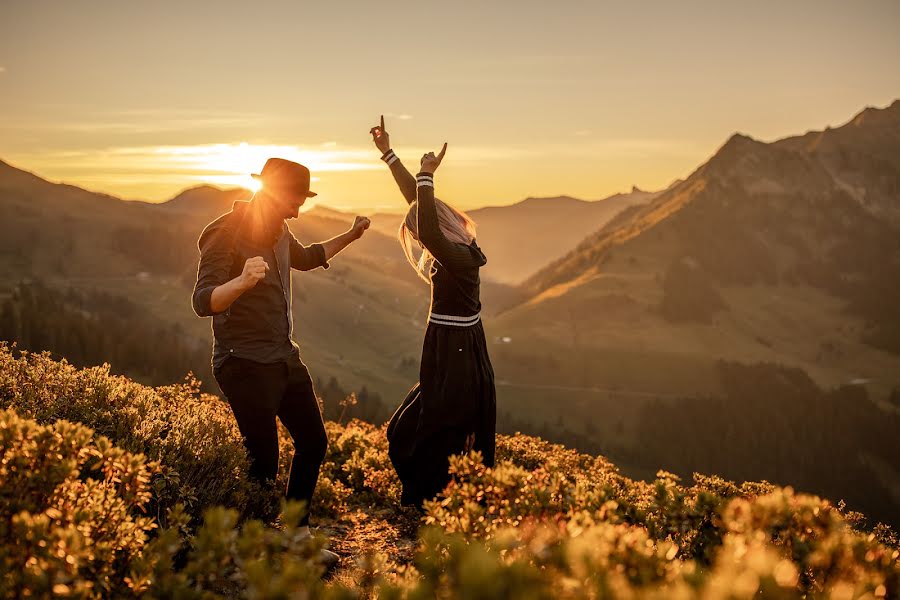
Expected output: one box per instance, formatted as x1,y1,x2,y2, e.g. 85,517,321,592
0,344,897,599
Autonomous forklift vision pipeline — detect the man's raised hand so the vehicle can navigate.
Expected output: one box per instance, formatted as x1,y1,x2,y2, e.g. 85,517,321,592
370,115,390,153
420,143,447,174
350,215,371,240
239,256,269,290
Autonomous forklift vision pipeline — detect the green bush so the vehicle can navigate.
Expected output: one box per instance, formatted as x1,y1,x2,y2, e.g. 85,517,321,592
136,502,352,600
316,419,401,513
0,408,351,599
409,452,898,598
0,344,279,525
1,347,898,598
0,408,157,597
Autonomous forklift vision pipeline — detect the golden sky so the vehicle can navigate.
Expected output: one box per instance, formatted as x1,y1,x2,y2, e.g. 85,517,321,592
2,0,899,213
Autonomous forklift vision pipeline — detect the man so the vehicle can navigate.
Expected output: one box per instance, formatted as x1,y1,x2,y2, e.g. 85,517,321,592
191,157,369,556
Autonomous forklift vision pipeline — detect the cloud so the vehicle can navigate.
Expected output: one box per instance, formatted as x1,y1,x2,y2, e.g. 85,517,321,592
152,142,380,174
7,142,384,195
8,135,695,204
6,139,548,203
384,113,413,120
0,66,6,74
21,141,538,175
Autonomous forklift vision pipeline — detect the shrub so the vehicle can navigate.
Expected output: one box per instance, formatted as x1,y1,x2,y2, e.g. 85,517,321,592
416,450,899,598
316,419,401,512
1,348,898,598
0,409,157,597
137,502,353,600
0,407,352,598
0,344,279,525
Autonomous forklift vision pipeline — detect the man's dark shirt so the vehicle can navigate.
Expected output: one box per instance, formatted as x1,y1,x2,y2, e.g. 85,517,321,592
191,200,329,369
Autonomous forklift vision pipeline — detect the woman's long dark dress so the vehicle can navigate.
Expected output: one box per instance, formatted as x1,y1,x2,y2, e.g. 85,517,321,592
380,149,497,507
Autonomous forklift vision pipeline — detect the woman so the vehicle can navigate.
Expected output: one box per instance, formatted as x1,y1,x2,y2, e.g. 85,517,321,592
370,116,496,508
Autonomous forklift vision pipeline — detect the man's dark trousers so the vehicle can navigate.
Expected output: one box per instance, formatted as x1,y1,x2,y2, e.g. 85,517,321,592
214,353,327,525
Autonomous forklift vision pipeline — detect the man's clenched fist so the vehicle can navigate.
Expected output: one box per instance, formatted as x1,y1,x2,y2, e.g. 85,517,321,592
350,216,371,240
239,256,269,290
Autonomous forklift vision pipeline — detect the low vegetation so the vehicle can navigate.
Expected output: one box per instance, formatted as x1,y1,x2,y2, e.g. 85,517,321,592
0,344,897,598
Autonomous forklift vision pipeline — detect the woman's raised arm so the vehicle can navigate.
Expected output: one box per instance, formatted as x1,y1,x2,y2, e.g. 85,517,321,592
371,115,416,205
416,144,480,271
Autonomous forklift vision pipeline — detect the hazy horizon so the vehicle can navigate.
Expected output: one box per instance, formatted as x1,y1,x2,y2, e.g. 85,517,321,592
2,0,900,211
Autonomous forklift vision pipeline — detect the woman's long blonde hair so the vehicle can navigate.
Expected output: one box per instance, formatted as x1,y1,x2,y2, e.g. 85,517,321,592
399,198,477,282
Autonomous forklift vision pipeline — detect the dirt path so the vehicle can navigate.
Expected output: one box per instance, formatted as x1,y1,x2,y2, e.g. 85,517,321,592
318,506,421,588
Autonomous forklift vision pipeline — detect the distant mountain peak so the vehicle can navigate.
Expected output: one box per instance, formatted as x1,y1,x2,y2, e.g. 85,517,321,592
849,100,900,128
166,184,242,201
520,195,583,205
701,132,766,175
182,184,225,194
159,185,252,215
723,132,757,147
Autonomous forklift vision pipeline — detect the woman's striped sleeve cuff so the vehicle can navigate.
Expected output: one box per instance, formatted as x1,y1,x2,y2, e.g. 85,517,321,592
416,172,434,188
381,149,399,166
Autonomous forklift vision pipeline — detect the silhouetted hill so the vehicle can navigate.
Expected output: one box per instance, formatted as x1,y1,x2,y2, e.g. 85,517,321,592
156,184,252,215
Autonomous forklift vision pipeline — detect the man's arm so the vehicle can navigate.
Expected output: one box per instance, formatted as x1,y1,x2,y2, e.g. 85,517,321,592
289,216,371,270
208,259,267,314
371,115,416,205
192,224,268,317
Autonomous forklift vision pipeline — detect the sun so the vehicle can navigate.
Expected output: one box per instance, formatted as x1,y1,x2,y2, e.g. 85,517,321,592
245,176,263,192
157,141,375,193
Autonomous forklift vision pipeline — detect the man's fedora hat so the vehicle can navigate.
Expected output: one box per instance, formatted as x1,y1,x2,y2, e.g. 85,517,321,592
251,158,317,198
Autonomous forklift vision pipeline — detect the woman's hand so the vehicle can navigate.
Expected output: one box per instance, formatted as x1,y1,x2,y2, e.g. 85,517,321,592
370,115,391,154
420,143,447,174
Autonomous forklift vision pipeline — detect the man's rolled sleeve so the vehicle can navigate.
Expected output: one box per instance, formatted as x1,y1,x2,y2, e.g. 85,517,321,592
192,224,234,317
289,233,330,271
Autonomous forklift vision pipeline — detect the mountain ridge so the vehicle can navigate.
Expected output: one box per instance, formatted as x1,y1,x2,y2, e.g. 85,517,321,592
522,99,900,299
484,101,900,437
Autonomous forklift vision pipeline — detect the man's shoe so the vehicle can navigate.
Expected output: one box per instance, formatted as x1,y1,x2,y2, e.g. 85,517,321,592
319,548,340,575
297,527,340,575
